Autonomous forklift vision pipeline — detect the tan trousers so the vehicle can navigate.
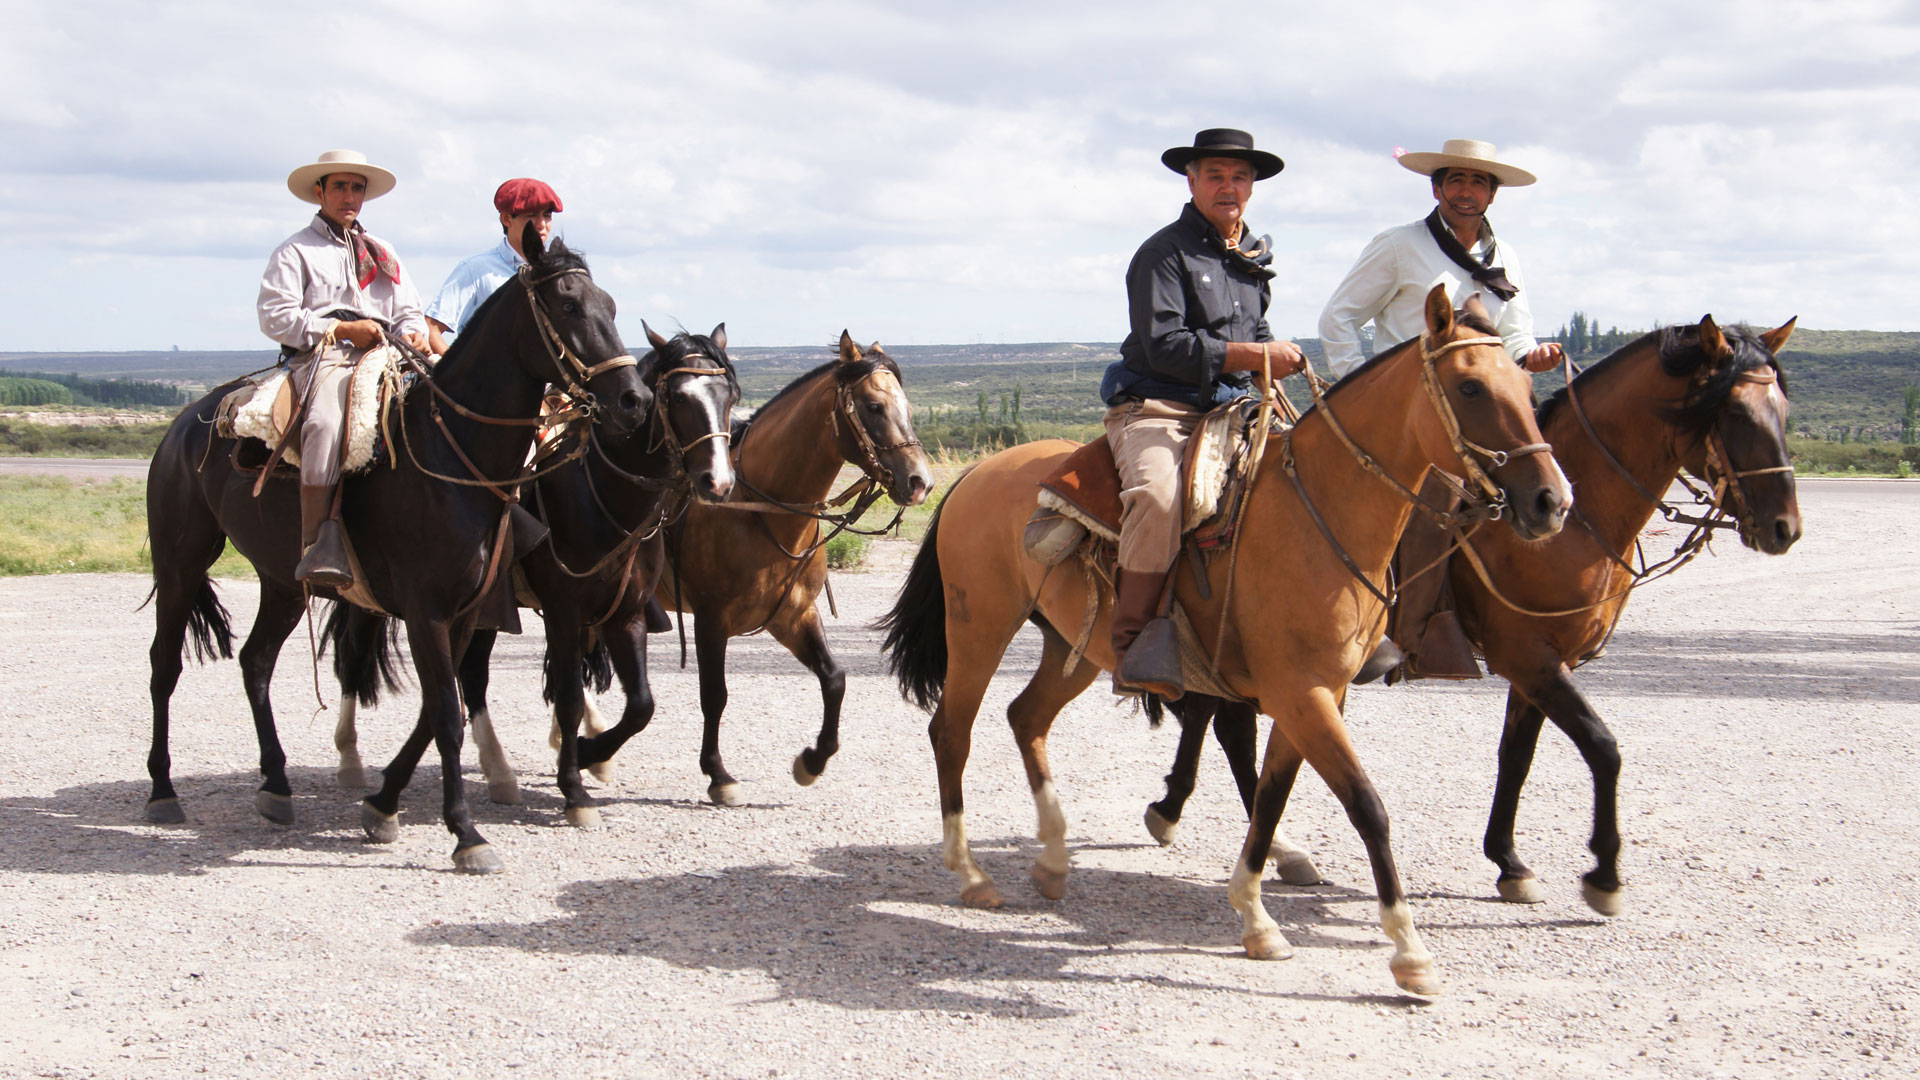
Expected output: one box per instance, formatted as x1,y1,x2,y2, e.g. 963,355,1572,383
1104,398,1203,574
290,342,364,487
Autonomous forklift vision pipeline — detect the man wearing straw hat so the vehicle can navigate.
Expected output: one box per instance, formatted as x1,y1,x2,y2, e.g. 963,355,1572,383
1099,128,1304,699
257,149,429,588
1318,138,1563,680
424,177,566,354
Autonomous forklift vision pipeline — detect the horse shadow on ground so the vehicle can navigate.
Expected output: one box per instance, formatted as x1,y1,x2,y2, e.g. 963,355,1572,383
408,840,1430,1014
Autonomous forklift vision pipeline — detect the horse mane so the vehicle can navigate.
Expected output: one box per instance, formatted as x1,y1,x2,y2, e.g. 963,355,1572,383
641,328,738,386
732,344,903,446
1535,323,1785,437
1298,309,1501,422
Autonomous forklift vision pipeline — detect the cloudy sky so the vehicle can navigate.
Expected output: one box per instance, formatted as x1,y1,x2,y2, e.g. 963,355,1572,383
3,1,1914,352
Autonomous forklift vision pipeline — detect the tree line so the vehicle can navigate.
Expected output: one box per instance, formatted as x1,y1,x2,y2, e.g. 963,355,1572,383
0,369,187,408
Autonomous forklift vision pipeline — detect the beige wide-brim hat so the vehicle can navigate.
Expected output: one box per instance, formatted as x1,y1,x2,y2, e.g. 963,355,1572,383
1397,139,1536,187
286,149,398,204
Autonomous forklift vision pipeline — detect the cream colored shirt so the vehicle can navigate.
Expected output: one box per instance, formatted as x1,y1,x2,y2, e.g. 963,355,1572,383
1317,217,1539,378
257,214,426,350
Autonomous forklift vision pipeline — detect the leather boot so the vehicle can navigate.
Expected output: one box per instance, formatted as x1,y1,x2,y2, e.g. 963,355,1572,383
1385,491,1480,681
1111,568,1184,700
294,484,354,589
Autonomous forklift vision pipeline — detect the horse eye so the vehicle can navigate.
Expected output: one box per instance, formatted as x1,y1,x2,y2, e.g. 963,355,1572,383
563,300,582,315
865,402,884,415
1456,379,1484,398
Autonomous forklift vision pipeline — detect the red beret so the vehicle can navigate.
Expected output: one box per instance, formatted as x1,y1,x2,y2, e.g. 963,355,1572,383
494,178,563,216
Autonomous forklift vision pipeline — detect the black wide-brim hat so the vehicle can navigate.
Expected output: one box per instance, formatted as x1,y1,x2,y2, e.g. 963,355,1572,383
1161,128,1284,181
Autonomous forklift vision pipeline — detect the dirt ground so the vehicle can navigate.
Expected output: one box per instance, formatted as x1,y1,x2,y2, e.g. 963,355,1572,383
0,480,1914,1079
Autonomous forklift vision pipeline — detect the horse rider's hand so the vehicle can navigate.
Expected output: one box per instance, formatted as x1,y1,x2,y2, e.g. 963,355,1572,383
334,319,384,350
1265,340,1306,377
403,332,431,354
1225,340,1305,377
1521,342,1564,372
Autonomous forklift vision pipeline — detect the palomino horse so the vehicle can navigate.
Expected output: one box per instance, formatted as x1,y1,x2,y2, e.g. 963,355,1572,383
659,332,931,804
326,325,741,827
145,230,648,873
880,288,1570,994
1143,315,1801,917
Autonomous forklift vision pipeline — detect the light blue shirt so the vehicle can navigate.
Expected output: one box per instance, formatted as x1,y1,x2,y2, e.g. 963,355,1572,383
425,239,524,337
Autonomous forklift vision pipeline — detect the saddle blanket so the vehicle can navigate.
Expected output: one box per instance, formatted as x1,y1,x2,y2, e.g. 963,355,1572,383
217,346,399,475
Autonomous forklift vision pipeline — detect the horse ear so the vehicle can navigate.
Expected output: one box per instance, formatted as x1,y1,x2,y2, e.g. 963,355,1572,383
838,329,861,363
1758,316,1797,355
709,323,727,352
1462,293,1491,325
643,319,669,351
867,341,882,356
520,220,546,266
1422,284,1454,338
1698,315,1731,360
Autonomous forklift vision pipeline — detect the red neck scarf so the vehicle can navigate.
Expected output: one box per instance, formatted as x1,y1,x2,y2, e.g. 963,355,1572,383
323,216,401,289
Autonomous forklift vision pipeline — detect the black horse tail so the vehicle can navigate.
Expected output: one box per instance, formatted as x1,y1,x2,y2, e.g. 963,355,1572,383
1142,693,1166,729
879,491,954,712
321,604,405,707
543,628,614,706
156,578,233,665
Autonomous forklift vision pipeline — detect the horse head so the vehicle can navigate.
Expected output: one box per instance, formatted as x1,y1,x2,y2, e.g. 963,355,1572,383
833,330,933,506
641,320,739,503
1667,314,1801,554
518,221,650,435
1417,287,1571,542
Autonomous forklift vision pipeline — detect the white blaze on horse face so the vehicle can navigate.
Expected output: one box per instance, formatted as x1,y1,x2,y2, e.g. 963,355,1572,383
1551,455,1574,511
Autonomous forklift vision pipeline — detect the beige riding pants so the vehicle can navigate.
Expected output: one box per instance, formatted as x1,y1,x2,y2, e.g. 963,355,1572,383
290,341,366,487
1104,398,1204,574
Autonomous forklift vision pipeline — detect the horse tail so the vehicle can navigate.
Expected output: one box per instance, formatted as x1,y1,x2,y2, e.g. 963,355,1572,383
879,490,953,712
172,579,234,665
322,604,405,707
580,629,614,697
1142,693,1166,729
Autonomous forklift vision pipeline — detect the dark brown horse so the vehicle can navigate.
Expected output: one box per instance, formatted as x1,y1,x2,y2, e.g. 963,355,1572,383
658,332,931,804
881,290,1570,994
326,325,742,827
1145,315,1801,916
144,231,648,873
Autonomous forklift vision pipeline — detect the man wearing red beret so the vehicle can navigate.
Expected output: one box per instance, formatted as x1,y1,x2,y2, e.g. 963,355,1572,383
425,178,565,354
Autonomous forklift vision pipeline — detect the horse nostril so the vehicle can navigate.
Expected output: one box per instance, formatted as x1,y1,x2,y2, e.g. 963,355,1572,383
620,390,644,414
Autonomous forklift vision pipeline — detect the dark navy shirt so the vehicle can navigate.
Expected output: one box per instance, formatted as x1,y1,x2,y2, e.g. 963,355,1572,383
1101,202,1276,408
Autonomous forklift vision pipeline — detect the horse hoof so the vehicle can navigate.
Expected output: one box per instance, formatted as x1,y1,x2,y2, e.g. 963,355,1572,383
1391,958,1445,997
144,798,186,825
1242,928,1293,961
253,791,294,826
960,882,1005,909
336,763,367,790
1272,851,1324,886
586,760,615,785
1496,875,1547,905
564,805,602,829
1030,863,1068,901
360,802,399,844
486,780,522,806
1582,880,1623,917
1144,806,1178,847
453,843,506,875
708,782,744,807
792,753,820,787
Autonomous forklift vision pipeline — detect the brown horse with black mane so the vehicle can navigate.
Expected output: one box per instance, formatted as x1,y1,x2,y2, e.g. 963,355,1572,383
881,288,1571,995
1145,314,1801,917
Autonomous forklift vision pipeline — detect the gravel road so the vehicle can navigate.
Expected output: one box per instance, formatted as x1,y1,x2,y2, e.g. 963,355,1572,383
0,480,1914,1079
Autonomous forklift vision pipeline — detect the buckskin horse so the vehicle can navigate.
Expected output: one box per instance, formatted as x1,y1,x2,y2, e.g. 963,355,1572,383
1144,314,1801,917
326,324,743,828
880,288,1570,995
143,229,648,873
656,332,931,805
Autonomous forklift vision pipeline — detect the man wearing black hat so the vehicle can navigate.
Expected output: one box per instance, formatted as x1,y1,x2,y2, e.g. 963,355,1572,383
1098,128,1304,699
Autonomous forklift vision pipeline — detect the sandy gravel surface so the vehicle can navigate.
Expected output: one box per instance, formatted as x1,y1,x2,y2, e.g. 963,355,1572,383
0,480,1914,1079
0,457,150,480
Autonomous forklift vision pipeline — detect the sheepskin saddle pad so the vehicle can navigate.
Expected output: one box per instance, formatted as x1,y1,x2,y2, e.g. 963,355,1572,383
215,346,402,475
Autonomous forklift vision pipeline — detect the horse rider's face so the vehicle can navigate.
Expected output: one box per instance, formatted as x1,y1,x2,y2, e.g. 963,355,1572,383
1187,157,1256,240
501,208,556,256
1433,168,1498,231
315,174,369,230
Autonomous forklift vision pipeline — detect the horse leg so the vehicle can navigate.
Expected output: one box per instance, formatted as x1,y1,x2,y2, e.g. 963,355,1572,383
1518,671,1624,916
543,622,598,828
1009,624,1101,900
145,578,210,824
1144,695,1216,847
773,609,845,787
236,581,307,826
333,695,368,790
693,613,744,806
575,621,655,771
1485,686,1549,903
929,652,1004,908
459,628,521,805
1213,699,1323,885
1226,726,1306,959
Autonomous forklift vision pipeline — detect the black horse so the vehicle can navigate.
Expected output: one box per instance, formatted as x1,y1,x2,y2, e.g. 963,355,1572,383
144,228,649,873
335,325,742,827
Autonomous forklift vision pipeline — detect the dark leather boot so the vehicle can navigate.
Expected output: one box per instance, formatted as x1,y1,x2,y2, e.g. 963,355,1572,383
1111,568,1183,700
643,595,674,634
1385,488,1480,681
294,483,353,589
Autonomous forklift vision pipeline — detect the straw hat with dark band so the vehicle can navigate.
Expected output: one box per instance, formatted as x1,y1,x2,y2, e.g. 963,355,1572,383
286,149,398,204
1160,128,1284,181
1396,139,1535,187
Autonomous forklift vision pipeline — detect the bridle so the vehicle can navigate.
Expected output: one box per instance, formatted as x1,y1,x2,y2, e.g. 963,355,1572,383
516,263,639,409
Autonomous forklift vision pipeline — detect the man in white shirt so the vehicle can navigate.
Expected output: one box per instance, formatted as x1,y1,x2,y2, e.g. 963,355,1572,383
425,178,564,354
257,149,429,587
1318,139,1563,378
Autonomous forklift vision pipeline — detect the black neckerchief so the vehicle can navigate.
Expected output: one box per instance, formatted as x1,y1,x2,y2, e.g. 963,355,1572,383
1424,208,1516,301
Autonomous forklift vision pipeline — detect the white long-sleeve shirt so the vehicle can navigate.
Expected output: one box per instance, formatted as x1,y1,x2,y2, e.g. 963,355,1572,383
257,214,426,350
1317,217,1539,378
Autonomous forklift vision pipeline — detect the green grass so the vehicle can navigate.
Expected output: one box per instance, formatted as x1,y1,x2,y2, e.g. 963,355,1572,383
0,418,171,457
0,476,253,577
